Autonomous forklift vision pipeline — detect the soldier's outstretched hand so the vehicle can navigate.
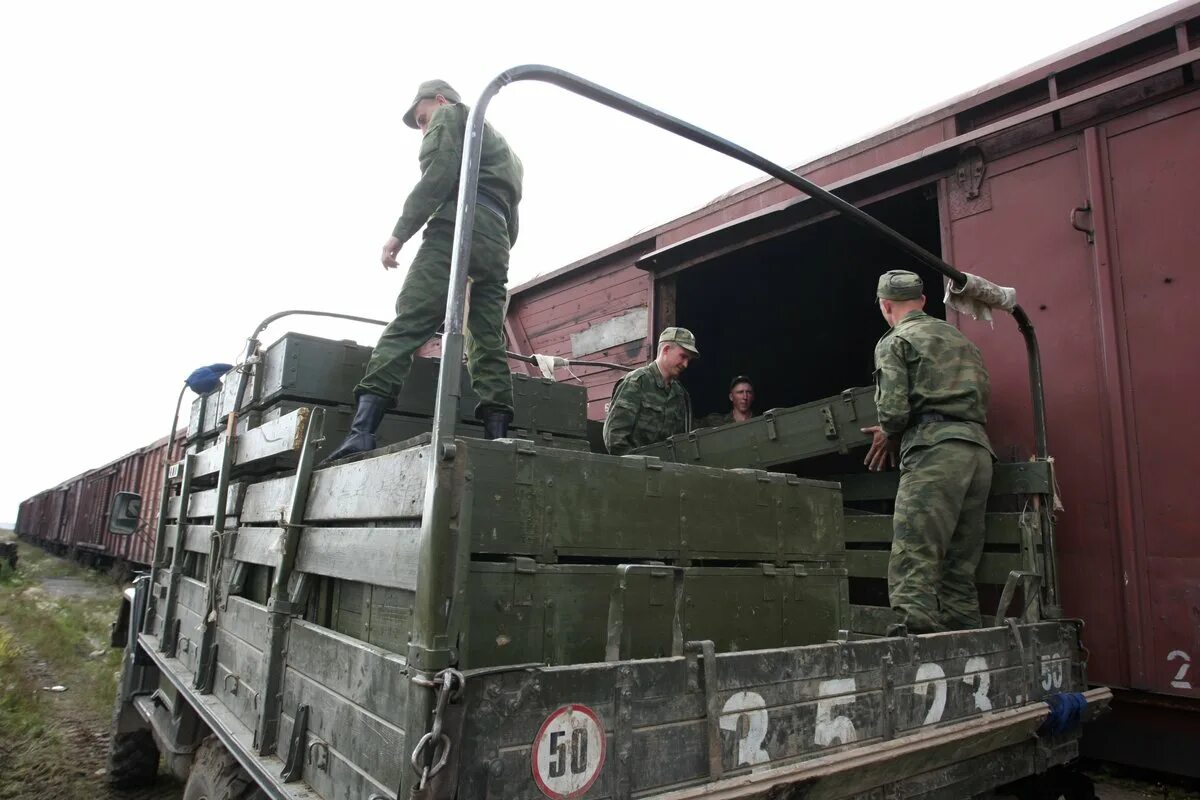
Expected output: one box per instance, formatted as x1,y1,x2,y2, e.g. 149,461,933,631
862,426,898,472
381,236,402,269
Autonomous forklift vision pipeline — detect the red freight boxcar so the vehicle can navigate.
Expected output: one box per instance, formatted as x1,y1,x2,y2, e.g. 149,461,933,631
15,433,180,571
498,2,1200,776
67,434,182,571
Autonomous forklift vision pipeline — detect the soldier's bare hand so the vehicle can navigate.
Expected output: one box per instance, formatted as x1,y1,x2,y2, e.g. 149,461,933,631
381,237,402,269
862,426,898,472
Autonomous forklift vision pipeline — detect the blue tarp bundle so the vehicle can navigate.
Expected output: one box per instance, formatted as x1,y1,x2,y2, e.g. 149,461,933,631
185,363,234,395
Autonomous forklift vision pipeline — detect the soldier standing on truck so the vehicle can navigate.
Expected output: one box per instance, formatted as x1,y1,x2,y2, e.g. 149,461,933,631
862,270,995,634
322,79,524,464
603,327,698,455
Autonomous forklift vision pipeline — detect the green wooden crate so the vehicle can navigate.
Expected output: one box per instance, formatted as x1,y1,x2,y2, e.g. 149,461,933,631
634,386,878,469
188,332,589,441
463,439,845,563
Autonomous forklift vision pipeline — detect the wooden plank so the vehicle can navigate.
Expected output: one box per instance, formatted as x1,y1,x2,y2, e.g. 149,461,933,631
190,409,311,481
281,667,404,789
647,699,1068,800
295,527,421,590
287,620,407,727
222,596,267,647
241,445,430,523
844,513,1031,545
846,550,1025,585
167,482,245,520
836,461,1052,502
232,526,283,567
277,710,397,800
304,446,429,522
213,659,260,737
235,407,309,465
519,259,647,315
238,477,293,524
183,524,212,555
192,443,225,480
177,576,206,614
524,277,650,336
216,627,264,689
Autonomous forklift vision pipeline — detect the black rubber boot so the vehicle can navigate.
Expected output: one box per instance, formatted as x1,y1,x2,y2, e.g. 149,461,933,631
482,408,514,440
319,394,389,465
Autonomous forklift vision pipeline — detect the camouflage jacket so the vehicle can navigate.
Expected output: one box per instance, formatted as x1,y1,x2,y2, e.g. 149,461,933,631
873,310,994,458
699,410,758,428
603,362,692,455
392,103,524,246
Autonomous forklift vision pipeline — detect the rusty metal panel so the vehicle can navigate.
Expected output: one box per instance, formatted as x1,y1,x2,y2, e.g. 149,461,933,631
1099,94,1200,699
944,136,1131,691
130,434,181,567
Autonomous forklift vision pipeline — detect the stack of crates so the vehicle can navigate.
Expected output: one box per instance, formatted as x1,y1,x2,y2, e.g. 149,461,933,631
184,332,592,465
171,332,850,669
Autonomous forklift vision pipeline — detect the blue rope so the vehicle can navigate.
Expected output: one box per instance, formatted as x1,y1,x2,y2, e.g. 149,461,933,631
1039,692,1088,736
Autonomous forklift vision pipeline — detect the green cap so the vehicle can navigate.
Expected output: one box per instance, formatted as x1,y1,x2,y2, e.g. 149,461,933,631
876,269,925,301
403,79,461,129
658,327,700,356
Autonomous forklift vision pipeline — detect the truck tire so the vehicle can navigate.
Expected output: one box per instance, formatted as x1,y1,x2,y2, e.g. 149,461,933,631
107,728,160,788
184,736,264,800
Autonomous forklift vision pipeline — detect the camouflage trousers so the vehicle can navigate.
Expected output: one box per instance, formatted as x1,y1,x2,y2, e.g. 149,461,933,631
889,439,993,633
356,217,514,416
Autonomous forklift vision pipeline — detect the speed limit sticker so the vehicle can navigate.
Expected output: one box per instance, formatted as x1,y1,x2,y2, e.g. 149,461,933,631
532,704,606,799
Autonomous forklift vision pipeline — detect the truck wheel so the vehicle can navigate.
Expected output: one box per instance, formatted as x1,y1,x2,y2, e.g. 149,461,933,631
184,736,264,800
107,728,161,788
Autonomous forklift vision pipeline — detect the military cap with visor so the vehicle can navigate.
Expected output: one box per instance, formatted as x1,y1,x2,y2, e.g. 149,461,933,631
658,327,700,356
403,79,462,129
876,269,925,301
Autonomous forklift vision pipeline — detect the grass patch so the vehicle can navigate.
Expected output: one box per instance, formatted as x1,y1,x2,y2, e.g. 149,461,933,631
0,532,132,799
0,536,124,719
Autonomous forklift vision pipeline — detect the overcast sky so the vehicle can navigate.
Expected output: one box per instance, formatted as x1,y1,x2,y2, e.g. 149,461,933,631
0,0,1173,523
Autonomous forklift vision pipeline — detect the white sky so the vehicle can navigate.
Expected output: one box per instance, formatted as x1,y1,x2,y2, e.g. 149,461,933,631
0,0,1173,522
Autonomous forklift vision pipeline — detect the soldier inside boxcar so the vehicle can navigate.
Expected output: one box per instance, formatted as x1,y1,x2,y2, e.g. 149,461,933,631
861,270,995,634
603,327,698,455
322,79,524,465
699,374,758,427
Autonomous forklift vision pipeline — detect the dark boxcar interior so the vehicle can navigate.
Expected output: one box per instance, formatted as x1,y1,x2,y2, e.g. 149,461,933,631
673,185,946,421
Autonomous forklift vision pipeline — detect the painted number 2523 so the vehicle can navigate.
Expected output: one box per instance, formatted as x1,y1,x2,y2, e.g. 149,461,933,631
719,657,1000,767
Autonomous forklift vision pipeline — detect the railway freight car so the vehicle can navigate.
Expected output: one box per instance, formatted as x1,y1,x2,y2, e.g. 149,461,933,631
484,1,1200,777
16,433,182,575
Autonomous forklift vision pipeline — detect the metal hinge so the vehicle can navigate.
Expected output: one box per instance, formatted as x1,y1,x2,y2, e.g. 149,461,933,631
956,146,987,200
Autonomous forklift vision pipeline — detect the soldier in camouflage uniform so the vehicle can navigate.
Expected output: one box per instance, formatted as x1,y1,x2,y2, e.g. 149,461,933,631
323,79,524,464
603,327,698,455
700,375,757,427
862,270,995,633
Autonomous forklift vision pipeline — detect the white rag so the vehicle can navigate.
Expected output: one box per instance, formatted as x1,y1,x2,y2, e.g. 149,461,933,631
944,272,1018,324
532,354,570,381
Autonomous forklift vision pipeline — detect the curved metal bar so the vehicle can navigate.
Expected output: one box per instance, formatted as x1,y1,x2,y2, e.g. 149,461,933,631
249,309,390,341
